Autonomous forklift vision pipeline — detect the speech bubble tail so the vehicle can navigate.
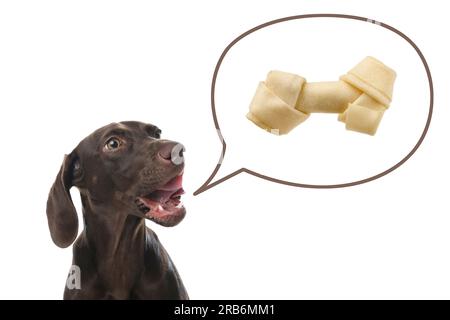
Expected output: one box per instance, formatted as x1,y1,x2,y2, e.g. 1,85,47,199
193,168,246,196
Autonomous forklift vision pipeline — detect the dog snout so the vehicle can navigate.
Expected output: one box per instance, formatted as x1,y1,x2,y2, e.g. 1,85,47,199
157,141,185,166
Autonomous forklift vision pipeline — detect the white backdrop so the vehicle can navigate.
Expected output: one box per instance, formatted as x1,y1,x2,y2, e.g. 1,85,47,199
0,0,448,299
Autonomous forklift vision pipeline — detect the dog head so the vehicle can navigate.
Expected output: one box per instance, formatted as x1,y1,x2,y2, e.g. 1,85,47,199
46,121,186,248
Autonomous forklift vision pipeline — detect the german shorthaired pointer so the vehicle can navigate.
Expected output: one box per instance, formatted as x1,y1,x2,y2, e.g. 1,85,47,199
46,121,188,299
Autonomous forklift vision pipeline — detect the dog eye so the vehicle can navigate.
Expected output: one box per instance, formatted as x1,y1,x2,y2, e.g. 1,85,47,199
104,137,122,151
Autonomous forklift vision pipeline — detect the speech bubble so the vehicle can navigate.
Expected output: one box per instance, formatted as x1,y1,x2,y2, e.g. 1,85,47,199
194,14,433,196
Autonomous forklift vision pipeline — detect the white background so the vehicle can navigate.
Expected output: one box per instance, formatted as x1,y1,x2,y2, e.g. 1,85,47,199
0,0,448,299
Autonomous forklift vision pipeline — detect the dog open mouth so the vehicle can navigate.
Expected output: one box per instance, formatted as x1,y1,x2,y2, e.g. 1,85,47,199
136,173,186,227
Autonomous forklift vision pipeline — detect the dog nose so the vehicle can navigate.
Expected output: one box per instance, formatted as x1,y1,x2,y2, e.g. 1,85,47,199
158,141,185,165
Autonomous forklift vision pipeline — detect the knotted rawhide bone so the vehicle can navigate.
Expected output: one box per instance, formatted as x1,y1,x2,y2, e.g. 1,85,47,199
246,56,396,135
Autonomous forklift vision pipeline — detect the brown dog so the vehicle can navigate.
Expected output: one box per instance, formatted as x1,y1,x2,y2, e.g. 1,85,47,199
46,121,188,299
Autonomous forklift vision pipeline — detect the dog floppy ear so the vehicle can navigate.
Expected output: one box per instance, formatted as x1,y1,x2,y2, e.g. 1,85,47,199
46,153,79,248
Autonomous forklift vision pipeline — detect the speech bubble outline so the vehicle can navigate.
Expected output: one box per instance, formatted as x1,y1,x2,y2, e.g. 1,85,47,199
194,14,433,196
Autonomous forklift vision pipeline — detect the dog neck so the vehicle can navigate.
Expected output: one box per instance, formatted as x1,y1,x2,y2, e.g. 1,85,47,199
80,194,147,264
78,194,170,298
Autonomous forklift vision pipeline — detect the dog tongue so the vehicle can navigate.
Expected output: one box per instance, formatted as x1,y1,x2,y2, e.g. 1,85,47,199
147,175,184,202
159,175,183,191
147,190,175,203
140,175,184,206
140,187,184,212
